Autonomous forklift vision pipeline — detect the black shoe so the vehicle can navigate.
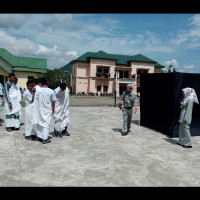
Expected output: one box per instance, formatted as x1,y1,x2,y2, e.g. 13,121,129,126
63,131,70,136
0,119,4,123
35,137,42,142
25,136,31,140
42,139,51,144
57,132,63,138
183,145,192,148
30,135,37,141
53,131,63,138
128,130,131,132
53,130,58,137
176,142,183,146
121,132,128,136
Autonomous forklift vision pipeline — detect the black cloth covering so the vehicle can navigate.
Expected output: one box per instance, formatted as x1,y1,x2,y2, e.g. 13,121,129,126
140,72,200,138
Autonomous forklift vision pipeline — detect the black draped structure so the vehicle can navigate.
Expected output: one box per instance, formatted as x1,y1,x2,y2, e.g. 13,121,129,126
140,72,200,138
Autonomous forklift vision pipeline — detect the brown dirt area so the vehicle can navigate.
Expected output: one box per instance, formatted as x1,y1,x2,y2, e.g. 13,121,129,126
69,96,122,106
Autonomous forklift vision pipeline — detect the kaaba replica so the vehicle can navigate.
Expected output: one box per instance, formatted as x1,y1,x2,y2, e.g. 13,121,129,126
140,72,200,138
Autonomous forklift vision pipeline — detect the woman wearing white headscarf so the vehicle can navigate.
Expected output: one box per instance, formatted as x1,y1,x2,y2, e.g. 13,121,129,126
177,87,199,148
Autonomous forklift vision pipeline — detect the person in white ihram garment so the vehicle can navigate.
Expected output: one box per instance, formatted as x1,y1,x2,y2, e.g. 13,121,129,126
4,73,22,132
0,82,4,126
23,80,36,141
53,82,70,138
33,77,57,144
13,77,22,130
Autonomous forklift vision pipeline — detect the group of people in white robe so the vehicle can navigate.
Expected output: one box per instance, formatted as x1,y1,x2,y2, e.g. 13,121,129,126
3,73,70,144
1,73,199,148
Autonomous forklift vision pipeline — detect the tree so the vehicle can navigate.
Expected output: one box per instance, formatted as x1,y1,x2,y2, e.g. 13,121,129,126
168,64,173,73
44,69,71,90
168,64,176,73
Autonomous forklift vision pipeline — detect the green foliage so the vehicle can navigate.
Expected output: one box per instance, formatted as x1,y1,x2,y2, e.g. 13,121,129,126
44,69,71,90
168,65,176,73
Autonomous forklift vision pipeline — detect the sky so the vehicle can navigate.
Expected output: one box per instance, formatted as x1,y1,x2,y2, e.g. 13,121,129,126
0,13,200,73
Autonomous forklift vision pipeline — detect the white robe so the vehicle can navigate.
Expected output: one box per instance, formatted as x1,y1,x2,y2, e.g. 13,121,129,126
5,84,21,128
0,83,3,119
33,85,57,140
53,87,70,132
23,90,35,136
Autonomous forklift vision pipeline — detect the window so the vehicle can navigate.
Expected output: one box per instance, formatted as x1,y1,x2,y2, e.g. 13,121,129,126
97,85,101,91
103,86,108,92
124,71,129,78
96,67,110,78
119,71,123,78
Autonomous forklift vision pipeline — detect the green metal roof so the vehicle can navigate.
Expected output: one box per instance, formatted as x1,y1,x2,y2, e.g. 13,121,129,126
0,48,47,69
155,63,165,68
12,67,47,73
72,50,158,66
60,62,72,72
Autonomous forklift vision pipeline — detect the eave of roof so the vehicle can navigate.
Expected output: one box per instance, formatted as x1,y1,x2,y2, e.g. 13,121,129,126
0,65,12,74
12,67,47,73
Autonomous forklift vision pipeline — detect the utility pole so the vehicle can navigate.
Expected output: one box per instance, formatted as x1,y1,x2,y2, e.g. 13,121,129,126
114,71,118,107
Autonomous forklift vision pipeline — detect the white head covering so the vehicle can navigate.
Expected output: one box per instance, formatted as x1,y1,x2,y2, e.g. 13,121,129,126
181,87,199,105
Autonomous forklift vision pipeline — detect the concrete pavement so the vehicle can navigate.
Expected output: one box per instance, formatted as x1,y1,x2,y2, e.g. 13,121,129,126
0,106,200,186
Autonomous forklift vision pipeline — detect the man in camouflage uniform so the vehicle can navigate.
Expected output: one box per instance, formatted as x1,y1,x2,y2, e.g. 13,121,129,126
121,83,138,136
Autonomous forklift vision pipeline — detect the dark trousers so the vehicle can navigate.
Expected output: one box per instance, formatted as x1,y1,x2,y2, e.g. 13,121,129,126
122,108,133,132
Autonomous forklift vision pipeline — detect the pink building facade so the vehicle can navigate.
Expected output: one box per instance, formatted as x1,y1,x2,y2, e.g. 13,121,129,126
71,51,164,97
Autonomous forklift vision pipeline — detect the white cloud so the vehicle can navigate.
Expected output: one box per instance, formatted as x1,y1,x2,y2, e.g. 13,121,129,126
0,14,29,29
163,61,198,73
164,59,179,68
171,14,200,48
37,45,61,56
183,64,194,69
0,30,70,69
163,59,186,72
54,14,72,22
0,14,200,73
188,14,200,27
66,51,78,58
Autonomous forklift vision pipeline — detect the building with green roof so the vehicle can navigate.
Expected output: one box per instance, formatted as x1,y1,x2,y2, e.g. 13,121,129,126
61,50,165,96
0,48,47,89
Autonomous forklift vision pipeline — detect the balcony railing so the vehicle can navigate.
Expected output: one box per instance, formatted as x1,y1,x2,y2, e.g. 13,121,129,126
96,72,110,78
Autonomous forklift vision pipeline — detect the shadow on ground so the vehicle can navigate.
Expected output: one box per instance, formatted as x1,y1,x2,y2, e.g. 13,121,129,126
132,120,140,126
163,138,178,145
112,128,122,133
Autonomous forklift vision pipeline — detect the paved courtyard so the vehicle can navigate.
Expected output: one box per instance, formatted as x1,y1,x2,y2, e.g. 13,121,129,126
1,106,200,186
